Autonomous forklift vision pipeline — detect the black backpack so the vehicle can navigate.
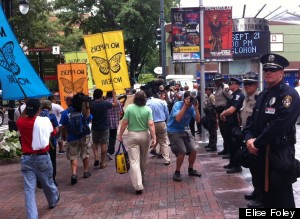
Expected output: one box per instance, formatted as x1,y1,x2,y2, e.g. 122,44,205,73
67,108,90,136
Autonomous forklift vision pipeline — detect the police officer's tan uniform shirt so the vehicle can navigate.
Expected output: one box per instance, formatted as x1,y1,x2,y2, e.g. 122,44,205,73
240,91,259,129
214,83,231,107
204,94,215,109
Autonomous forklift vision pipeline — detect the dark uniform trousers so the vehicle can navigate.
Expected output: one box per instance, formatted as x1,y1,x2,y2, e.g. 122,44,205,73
216,106,230,153
227,124,242,167
250,159,264,203
205,109,217,148
254,146,296,208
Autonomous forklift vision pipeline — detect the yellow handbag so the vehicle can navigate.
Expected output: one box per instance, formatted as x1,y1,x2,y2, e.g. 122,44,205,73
115,141,130,174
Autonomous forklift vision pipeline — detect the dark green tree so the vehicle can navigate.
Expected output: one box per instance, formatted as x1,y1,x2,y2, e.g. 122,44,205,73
10,0,82,52
53,0,179,84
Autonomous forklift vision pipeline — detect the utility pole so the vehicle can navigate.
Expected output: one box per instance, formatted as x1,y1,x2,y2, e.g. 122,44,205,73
159,0,166,85
199,0,207,143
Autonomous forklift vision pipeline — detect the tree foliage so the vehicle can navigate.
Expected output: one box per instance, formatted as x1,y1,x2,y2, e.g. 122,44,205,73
53,0,179,84
10,0,82,52
10,0,180,85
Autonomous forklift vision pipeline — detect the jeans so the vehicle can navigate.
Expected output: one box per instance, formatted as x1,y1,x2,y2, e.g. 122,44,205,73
21,154,59,219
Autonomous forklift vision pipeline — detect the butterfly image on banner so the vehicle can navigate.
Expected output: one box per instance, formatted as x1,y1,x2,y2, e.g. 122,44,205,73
0,41,20,75
60,77,86,94
92,52,122,75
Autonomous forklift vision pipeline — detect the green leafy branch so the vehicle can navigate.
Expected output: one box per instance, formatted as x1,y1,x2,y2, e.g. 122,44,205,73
0,131,22,158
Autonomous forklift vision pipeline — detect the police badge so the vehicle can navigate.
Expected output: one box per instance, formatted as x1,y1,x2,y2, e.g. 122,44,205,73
282,95,292,108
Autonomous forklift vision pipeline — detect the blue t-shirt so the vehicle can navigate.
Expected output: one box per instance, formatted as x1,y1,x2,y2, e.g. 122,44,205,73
91,100,113,131
60,107,92,142
40,109,59,146
167,101,196,132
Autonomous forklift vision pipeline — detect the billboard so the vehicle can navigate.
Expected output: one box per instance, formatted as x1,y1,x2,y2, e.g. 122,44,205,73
203,6,233,61
171,7,200,63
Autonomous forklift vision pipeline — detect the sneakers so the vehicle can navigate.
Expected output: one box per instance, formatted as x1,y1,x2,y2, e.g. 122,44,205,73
188,169,202,177
58,150,65,155
106,153,113,160
173,172,182,182
157,154,163,159
100,162,108,169
83,172,91,178
49,192,60,209
164,161,171,166
136,190,143,195
149,149,158,156
71,174,77,185
94,160,100,167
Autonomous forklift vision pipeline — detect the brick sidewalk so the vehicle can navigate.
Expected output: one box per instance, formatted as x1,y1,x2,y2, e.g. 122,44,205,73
0,132,251,219
1,130,299,219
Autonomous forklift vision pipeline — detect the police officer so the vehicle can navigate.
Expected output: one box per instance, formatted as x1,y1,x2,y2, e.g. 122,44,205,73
221,77,245,174
244,53,300,207
213,73,232,157
204,82,217,151
240,72,263,208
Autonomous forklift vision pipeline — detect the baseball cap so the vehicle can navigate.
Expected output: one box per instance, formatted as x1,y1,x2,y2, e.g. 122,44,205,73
25,99,40,117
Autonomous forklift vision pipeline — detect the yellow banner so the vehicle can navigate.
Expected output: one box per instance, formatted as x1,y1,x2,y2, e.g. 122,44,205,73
173,46,200,52
84,31,131,91
57,63,88,109
64,52,94,89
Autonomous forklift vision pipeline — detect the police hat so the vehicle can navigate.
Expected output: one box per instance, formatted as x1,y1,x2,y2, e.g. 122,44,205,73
213,73,223,81
243,71,258,82
229,77,242,85
260,53,289,70
205,81,214,89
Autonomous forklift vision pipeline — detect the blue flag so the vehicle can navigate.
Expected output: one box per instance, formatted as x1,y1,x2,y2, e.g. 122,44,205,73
0,7,50,100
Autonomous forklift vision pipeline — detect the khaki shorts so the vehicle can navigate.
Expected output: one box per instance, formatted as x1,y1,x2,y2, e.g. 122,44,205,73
92,130,109,144
66,136,89,160
167,131,196,156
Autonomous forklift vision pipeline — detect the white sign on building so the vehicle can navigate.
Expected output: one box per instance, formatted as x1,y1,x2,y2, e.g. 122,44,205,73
52,46,60,55
270,34,284,52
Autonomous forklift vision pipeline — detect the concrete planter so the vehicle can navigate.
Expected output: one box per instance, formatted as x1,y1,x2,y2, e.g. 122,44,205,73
0,156,20,165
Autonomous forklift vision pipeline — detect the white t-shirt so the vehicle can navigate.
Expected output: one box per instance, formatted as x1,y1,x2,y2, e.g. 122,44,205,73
51,103,64,122
32,116,53,150
14,104,26,121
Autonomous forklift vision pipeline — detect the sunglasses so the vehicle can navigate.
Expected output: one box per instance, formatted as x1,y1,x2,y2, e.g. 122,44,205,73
244,81,257,86
228,81,238,85
263,68,279,73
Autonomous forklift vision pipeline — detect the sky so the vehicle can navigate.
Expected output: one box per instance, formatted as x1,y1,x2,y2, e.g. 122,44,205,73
180,0,300,22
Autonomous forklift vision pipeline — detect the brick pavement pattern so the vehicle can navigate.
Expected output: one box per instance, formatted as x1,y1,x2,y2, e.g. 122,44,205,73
1,130,300,219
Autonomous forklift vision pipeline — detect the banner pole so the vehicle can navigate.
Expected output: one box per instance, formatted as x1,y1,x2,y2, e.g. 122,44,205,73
100,32,115,91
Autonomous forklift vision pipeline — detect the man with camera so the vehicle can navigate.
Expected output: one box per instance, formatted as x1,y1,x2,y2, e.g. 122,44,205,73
167,91,202,182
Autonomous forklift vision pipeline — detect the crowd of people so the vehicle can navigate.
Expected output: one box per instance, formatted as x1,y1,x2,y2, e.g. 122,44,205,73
14,53,300,218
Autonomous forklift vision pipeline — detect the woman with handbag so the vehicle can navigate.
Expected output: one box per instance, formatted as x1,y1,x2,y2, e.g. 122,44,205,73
118,91,156,194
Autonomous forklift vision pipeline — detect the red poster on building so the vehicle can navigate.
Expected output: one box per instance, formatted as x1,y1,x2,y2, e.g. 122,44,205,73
204,7,233,61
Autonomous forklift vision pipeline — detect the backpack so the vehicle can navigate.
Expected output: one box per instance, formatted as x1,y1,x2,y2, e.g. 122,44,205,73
67,108,90,136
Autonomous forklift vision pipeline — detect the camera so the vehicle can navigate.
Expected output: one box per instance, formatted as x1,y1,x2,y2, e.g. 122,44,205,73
189,96,197,104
